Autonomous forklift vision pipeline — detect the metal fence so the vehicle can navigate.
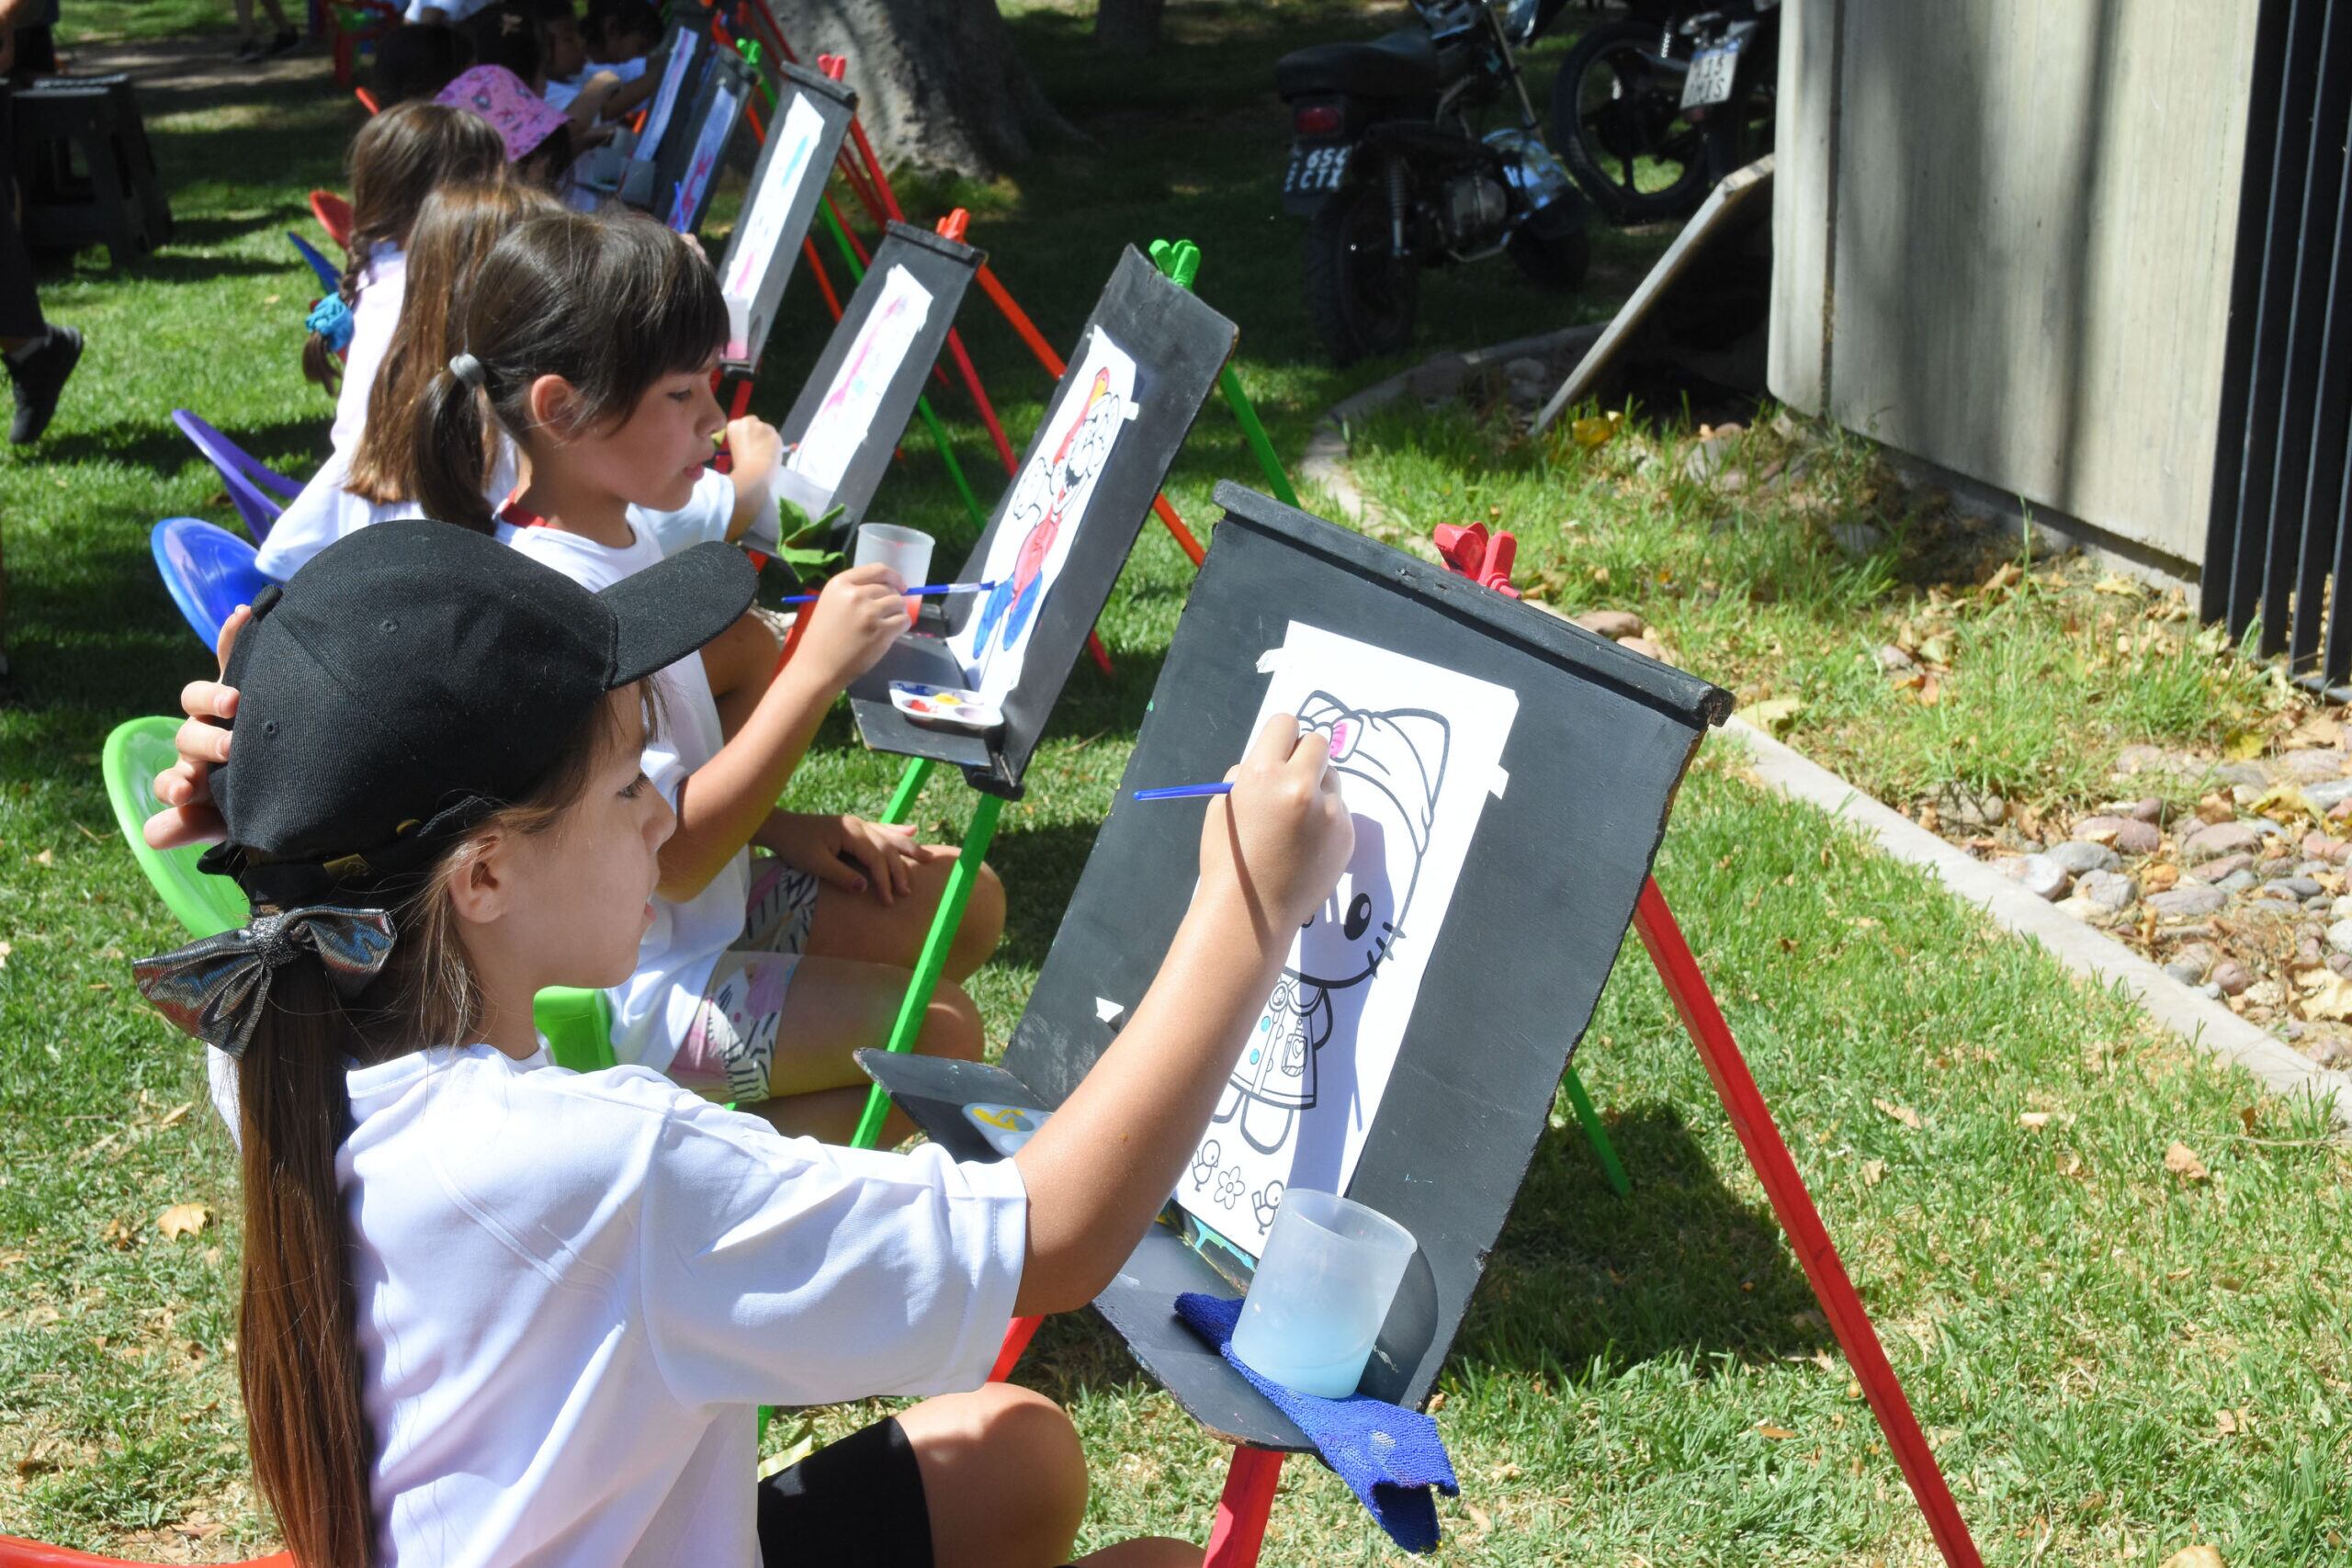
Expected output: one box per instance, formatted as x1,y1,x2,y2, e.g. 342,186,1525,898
2202,0,2352,682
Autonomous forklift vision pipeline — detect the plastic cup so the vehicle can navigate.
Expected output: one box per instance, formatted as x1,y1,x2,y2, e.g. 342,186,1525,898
854,524,933,625
1228,1190,1415,1398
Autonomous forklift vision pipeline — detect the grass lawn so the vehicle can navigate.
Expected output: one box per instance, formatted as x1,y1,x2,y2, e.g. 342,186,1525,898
4,2,2349,1562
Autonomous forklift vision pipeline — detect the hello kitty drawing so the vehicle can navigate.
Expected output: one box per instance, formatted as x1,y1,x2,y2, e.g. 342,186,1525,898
1213,694,1448,1154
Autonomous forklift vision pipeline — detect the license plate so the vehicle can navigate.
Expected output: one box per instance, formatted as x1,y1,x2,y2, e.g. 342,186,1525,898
1283,142,1352,197
1680,41,1743,108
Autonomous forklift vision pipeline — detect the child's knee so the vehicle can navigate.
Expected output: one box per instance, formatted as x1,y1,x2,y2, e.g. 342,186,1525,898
967,1385,1087,1538
920,982,984,1062
951,861,1007,970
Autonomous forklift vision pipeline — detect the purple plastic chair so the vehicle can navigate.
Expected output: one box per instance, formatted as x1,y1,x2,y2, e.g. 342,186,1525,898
151,518,274,650
287,230,342,293
171,410,303,543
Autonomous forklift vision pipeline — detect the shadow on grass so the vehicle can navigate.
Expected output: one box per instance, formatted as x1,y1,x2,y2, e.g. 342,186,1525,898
1007,1100,1828,1406
40,412,325,479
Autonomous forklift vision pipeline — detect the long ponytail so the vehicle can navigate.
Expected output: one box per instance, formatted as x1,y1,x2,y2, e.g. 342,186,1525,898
410,367,500,534
222,689,637,1565
301,268,364,395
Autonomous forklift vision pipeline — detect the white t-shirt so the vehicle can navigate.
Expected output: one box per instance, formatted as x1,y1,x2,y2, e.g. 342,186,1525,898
331,244,406,457
257,451,731,583
343,1044,1026,1566
501,509,744,1073
402,0,493,21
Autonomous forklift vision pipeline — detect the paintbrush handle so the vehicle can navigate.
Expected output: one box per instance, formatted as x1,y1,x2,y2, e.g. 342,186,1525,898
1130,783,1235,802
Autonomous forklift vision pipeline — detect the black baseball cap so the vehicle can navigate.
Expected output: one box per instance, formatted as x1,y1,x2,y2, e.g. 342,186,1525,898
199,520,755,906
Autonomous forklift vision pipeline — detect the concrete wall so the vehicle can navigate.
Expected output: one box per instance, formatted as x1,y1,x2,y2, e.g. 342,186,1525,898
1769,0,2263,572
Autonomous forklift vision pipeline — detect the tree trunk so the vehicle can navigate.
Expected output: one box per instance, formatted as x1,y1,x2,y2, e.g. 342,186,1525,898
1093,0,1166,57
763,0,1078,179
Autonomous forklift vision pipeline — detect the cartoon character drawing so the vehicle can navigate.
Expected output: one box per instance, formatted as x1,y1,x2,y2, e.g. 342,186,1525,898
969,366,1124,663
1212,694,1449,1154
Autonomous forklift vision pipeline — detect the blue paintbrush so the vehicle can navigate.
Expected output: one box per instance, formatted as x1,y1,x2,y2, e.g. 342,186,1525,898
780,579,999,606
1131,783,1234,802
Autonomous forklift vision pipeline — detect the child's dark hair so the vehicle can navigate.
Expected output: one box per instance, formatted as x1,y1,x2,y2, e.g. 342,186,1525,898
412,210,727,532
301,102,504,391
370,22,474,107
347,179,564,508
232,691,639,1568
585,0,660,57
463,2,545,88
527,0,576,23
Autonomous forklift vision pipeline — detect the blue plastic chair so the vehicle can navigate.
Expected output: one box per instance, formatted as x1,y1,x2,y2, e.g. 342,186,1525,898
171,410,301,543
152,518,273,650
287,229,341,292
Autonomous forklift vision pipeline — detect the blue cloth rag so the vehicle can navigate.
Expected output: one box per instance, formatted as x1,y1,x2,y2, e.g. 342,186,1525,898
1173,1292,1458,1553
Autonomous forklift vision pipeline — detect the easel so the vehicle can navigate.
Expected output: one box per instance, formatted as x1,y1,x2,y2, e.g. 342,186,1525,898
862,486,1985,1566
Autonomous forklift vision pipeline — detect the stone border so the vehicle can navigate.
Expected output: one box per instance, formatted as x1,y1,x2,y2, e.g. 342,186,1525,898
1305,335,2352,1129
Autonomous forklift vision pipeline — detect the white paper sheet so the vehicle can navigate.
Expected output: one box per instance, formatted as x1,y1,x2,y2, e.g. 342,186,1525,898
948,331,1138,705
786,264,933,495
638,30,697,157
718,91,826,350
1176,622,1520,1257
666,81,740,232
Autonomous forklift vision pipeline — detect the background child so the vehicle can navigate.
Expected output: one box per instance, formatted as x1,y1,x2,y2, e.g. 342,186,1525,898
370,21,473,107
300,100,503,437
410,210,1002,1137
267,179,561,581
130,520,1346,1567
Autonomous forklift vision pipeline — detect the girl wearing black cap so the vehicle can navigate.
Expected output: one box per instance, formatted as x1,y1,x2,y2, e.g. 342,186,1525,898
131,522,1352,1567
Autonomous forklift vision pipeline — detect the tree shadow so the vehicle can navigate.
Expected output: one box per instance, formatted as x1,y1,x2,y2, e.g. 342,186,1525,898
37,412,325,480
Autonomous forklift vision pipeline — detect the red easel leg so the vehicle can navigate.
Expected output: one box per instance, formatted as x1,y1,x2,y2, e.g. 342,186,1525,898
1202,1448,1284,1568
1632,878,1984,1568
987,1314,1043,1382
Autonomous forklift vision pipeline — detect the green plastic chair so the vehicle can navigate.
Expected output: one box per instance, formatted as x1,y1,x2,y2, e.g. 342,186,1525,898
102,716,249,938
102,716,616,1071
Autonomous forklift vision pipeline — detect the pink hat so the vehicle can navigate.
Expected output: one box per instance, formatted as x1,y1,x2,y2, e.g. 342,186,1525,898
436,64,567,164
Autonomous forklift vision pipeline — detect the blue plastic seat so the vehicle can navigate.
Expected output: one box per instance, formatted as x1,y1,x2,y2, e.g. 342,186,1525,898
151,518,273,650
287,229,341,293
171,410,302,543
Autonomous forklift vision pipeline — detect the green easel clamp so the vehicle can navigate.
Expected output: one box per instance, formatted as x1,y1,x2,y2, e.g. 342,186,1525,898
1144,236,1627,1196
1148,238,1299,510
814,201,988,530
850,762,1002,1150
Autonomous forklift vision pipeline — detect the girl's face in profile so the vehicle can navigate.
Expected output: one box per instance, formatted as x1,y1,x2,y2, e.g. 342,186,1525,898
560,353,726,515
490,690,673,992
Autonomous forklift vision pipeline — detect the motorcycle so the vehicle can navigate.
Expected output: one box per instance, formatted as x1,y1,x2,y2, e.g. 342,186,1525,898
1275,0,1592,366
1550,0,1779,224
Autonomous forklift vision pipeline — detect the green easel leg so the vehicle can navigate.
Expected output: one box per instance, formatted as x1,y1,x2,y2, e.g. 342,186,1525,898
1217,364,1298,509
1563,1065,1630,1197
850,792,1005,1150
879,757,934,829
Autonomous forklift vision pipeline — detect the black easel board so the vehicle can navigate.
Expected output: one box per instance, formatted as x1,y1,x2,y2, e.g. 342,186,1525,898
768,220,981,523
846,246,1238,798
863,482,1730,1450
622,20,711,208
655,47,756,237
714,62,860,370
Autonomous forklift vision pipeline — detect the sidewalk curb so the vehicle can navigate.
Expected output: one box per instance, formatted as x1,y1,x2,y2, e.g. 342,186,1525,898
1723,717,2352,1129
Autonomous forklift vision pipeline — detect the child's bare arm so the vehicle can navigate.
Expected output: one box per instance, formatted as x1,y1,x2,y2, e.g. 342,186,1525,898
1011,715,1353,1316
722,417,784,543
658,566,907,898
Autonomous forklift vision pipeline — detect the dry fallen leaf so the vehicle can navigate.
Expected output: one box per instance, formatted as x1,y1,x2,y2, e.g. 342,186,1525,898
1570,413,1618,450
1756,1423,1799,1440
156,1203,210,1242
0,941,10,968
1861,1159,1886,1187
2165,1142,2211,1183
31,848,52,867
2159,1546,2226,1568
2213,1409,2239,1436
2018,1111,2053,1131
2223,732,2267,762
2143,863,2181,893
2093,572,2140,596
1736,696,1804,736
2290,713,2344,749
1874,1099,1923,1131
2294,965,2352,1021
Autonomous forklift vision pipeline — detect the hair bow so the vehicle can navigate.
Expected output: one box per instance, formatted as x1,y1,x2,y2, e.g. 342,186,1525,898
132,906,397,1057
306,295,356,354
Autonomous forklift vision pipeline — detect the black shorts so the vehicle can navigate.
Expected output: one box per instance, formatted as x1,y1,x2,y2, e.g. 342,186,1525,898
756,1416,933,1568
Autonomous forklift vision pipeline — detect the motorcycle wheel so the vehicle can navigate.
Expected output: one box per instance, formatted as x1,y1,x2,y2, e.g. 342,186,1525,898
1507,220,1589,293
1550,18,1711,224
1302,182,1419,367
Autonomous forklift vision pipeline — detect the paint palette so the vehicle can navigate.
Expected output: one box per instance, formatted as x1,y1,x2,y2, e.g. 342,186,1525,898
888,681,1004,732
962,1102,1051,1157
